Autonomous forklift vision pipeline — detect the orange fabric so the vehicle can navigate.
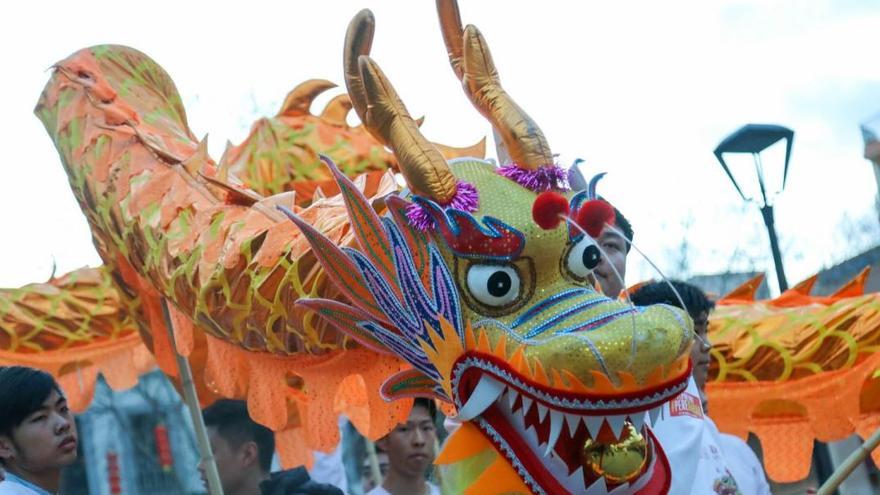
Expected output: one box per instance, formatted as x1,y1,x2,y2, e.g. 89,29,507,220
832,267,870,298
0,334,155,412
750,420,814,482
202,334,407,464
716,273,766,306
708,268,880,482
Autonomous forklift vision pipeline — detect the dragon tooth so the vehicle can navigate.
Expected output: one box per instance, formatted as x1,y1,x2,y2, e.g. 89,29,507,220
565,413,580,436
566,466,587,493
648,406,662,426
584,415,604,438
537,403,549,422
506,387,519,410
607,414,626,440
609,481,632,495
585,476,608,495
524,425,541,449
543,410,564,457
629,412,646,432
456,375,504,421
521,396,534,416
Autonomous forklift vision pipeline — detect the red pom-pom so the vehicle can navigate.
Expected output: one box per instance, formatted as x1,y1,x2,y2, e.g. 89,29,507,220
532,192,571,230
575,199,615,238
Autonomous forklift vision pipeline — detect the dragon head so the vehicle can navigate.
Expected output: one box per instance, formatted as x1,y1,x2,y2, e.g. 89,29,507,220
283,3,693,494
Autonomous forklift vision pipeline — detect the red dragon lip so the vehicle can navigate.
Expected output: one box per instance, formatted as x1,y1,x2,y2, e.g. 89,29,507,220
451,353,689,494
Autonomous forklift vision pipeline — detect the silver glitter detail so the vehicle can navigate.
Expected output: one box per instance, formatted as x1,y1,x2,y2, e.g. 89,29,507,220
475,417,546,495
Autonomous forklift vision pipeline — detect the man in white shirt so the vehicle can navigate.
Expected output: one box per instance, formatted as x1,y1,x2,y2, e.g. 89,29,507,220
367,399,440,495
0,366,79,495
631,281,772,495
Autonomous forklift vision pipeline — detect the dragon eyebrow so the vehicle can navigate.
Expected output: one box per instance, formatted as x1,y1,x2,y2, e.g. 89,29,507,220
414,197,525,261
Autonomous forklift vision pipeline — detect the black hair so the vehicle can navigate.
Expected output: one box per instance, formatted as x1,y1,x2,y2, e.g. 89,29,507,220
203,399,274,472
0,366,63,437
629,280,714,318
597,195,634,253
612,207,634,253
412,398,437,421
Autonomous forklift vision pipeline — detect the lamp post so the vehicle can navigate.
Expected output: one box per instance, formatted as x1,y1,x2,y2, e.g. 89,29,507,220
714,124,837,490
713,124,793,293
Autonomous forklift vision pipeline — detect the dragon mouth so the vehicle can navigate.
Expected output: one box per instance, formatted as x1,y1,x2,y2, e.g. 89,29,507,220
452,354,689,494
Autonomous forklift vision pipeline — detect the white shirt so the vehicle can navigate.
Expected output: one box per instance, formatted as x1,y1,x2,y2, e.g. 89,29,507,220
653,377,755,495
0,480,45,495
309,441,348,493
716,426,772,495
367,482,440,495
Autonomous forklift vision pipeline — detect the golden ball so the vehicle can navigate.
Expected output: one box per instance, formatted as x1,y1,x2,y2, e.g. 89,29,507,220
581,423,648,484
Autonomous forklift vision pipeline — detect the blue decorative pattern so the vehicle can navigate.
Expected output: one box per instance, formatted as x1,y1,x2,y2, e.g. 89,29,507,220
555,308,640,335
567,190,588,242
522,296,612,339
511,288,591,329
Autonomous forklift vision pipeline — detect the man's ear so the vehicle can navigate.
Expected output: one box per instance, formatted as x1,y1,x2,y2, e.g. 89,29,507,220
240,440,259,469
0,434,16,463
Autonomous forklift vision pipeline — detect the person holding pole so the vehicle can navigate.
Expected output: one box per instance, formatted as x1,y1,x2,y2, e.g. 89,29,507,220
631,280,771,495
200,400,342,495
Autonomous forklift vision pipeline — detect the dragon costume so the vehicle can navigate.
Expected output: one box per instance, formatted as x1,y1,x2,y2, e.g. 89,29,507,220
5,0,880,490
20,0,699,492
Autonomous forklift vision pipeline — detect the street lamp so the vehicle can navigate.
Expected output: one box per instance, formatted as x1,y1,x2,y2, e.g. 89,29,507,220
713,124,837,490
713,123,794,293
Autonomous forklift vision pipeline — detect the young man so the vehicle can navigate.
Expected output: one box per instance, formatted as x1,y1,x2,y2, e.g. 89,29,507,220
591,207,634,299
368,398,439,495
360,444,389,493
630,281,771,495
200,399,341,495
0,366,78,495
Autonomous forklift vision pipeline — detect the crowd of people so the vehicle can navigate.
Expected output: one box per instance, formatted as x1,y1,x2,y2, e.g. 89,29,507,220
0,205,792,494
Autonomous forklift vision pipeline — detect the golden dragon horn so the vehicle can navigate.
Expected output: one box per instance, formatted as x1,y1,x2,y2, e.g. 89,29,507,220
344,10,458,203
320,94,353,126
436,0,554,170
277,79,337,117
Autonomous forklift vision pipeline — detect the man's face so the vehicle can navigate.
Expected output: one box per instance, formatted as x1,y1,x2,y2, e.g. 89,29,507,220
592,227,628,298
0,389,78,472
690,310,712,401
200,427,256,494
378,404,436,479
361,451,389,492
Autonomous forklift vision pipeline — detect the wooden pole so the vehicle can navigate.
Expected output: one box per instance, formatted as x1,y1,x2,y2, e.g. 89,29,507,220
365,438,383,488
817,427,880,495
160,299,225,495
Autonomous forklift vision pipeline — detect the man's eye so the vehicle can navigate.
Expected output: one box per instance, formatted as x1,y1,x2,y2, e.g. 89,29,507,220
31,415,47,423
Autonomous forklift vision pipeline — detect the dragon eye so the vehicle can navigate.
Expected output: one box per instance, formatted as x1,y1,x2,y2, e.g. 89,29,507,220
567,237,602,279
466,264,521,307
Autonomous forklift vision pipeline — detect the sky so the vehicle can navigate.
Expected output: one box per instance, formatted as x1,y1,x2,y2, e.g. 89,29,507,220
1,0,878,294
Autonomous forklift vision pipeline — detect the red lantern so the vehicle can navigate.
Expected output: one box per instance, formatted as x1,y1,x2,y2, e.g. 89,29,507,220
107,451,122,495
154,423,174,472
